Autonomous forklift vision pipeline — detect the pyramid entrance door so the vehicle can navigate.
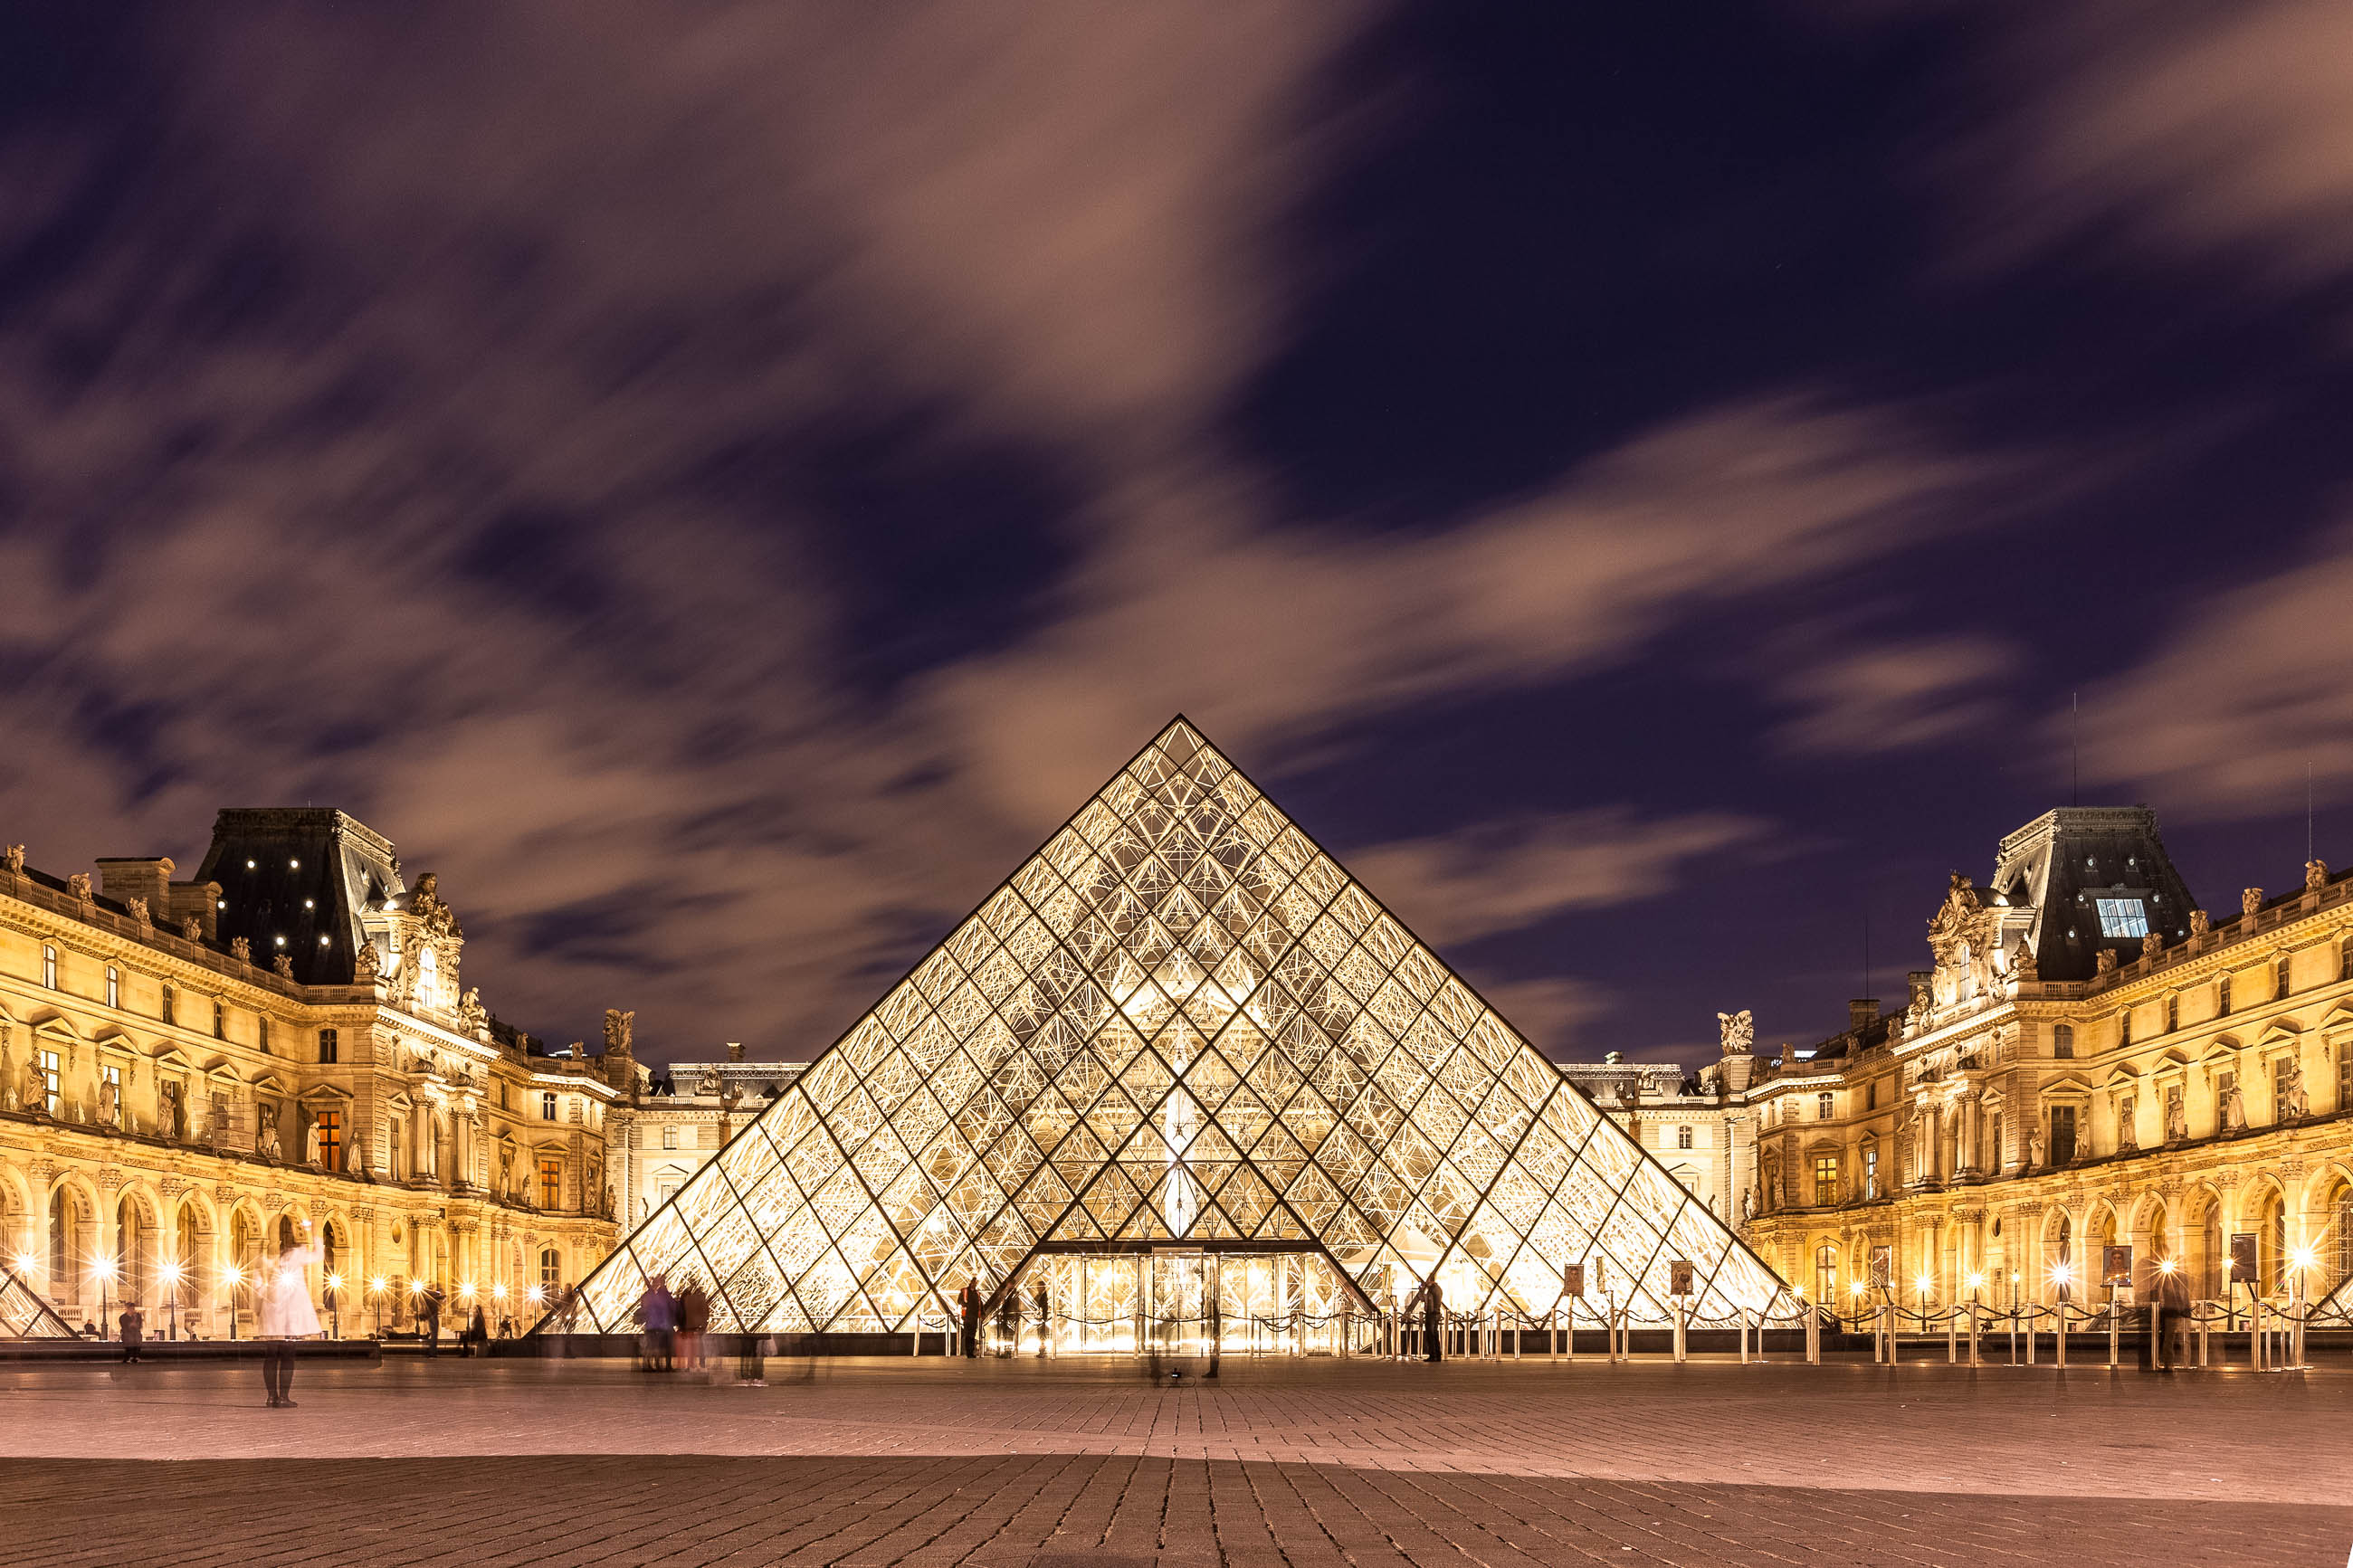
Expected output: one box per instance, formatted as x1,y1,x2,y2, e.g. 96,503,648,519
558,718,1794,1349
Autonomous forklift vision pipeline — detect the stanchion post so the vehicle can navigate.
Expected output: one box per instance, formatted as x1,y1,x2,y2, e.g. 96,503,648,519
2056,1302,2069,1369
1948,1306,1958,1364
1805,1300,1821,1364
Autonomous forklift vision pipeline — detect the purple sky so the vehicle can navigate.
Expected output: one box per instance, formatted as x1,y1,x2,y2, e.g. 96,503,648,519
3,4,2350,1067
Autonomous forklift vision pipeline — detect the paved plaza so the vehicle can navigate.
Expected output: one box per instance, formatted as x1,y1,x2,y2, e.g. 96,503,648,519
4,1354,2348,1566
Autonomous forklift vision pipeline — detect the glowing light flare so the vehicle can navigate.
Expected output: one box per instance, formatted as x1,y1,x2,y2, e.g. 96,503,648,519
2157,1258,2177,1276
1966,1272,1984,1291
326,1273,344,1292
13,1251,36,1275
2291,1247,2316,1271
492,1283,509,1300
2048,1263,2075,1289
368,1276,388,1295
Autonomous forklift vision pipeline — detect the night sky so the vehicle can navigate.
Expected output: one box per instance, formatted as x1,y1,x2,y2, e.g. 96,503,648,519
4,4,2349,1069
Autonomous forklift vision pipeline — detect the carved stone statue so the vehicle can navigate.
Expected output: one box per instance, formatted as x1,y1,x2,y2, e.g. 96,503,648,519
2116,1095,2137,1153
1716,1009,1754,1054
273,954,295,979
697,1068,722,1097
179,915,202,941
2164,1087,2186,1144
2025,1127,2044,1168
603,1009,635,1056
126,896,150,927
2242,887,2263,918
3,844,23,875
2011,940,2037,983
353,938,381,983
456,987,487,1032
67,871,92,905
601,1183,615,1221
2218,1074,2247,1134
2095,948,2118,975
2189,908,2211,936
96,1076,119,1126
256,1104,282,1160
230,936,252,964
2141,931,2163,961
305,1117,323,1165
2278,1057,2309,1120
2306,859,2329,893
164,1081,186,1140
345,1127,366,1174
22,1054,47,1115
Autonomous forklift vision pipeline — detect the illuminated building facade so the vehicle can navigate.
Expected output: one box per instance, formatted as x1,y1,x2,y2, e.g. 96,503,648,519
566,720,1789,1348
617,1050,810,1225
0,810,623,1336
1744,807,2353,1316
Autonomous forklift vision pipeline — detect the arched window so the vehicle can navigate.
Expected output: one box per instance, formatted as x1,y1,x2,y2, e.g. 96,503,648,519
117,1194,147,1303
2276,953,2293,1001
1675,1126,1693,1150
105,965,119,1009
48,1187,77,1300
42,944,57,989
2165,994,2178,1033
174,1203,201,1307
538,1247,562,1290
2218,974,2232,1015
1814,1244,1837,1305
2053,1024,2074,1060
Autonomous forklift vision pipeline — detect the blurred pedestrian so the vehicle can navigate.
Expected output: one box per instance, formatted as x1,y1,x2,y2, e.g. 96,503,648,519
259,1218,324,1407
639,1275,677,1371
2155,1265,2192,1370
466,1303,489,1357
118,1302,145,1364
421,1282,445,1357
678,1281,710,1371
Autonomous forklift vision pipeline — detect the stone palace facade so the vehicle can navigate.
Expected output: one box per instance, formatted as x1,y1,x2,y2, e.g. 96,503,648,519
1743,807,2353,1316
0,809,626,1336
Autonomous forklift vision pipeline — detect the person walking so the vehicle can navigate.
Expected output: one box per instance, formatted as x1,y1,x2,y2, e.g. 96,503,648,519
678,1281,710,1373
2155,1265,2192,1371
639,1275,677,1371
466,1303,489,1357
258,1219,324,1407
420,1282,445,1357
118,1302,145,1364
958,1281,980,1359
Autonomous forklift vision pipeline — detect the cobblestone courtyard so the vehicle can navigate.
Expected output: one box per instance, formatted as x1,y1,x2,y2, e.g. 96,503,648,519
3,1354,2348,1566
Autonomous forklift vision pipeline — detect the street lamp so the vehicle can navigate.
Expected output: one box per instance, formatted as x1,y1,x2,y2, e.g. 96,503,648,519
221,1262,245,1340
325,1273,344,1340
369,1276,388,1338
160,1261,184,1340
93,1256,117,1339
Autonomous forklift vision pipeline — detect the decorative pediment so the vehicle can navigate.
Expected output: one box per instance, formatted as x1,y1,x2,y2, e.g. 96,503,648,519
297,1083,355,1105
29,1012,83,1041
250,1070,292,1093
2255,1019,2303,1045
2102,1061,2141,1088
2196,1035,2242,1068
2040,1073,2093,1100
152,1045,200,1071
92,1030,138,1057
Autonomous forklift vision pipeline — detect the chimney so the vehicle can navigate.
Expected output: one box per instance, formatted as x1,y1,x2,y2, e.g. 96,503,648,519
96,857,174,912
1848,998,1881,1035
726,1041,745,1063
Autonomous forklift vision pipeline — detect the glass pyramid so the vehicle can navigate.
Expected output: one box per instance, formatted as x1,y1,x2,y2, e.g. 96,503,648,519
0,1267,73,1338
565,718,1792,1342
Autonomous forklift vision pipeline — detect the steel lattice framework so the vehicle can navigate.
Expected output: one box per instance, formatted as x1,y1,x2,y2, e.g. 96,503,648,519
0,1267,72,1338
562,718,1791,1335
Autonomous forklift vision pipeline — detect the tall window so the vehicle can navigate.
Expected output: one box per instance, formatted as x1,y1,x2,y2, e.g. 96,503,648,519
105,966,119,1009
2276,953,2293,1000
1816,1091,1834,1121
42,945,57,989
318,1028,338,1065
161,981,176,1026
2119,1011,2132,1048
1813,1155,1839,1206
1990,1113,2003,1168
100,1064,120,1123
2050,1104,2078,1165
538,1156,563,1210
213,999,225,1041
2165,994,2178,1033
661,1126,679,1150
314,1110,342,1171
2340,1048,2353,1117
1675,1125,1694,1150
2274,1056,2298,1121
37,1049,59,1117
2218,974,2232,1015
258,1016,271,1053
1863,1143,1880,1198
1815,1244,1837,1305
1867,1080,1878,1111
541,1091,557,1121
2053,1024,2074,1060
538,1247,562,1290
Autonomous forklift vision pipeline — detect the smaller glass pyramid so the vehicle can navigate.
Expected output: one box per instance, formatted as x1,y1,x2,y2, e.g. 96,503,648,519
0,1268,74,1338
562,719,1794,1342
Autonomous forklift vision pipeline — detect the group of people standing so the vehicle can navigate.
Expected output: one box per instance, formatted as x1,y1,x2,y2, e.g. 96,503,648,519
635,1274,712,1371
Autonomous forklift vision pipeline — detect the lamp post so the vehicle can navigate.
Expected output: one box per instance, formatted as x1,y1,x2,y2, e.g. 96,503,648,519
160,1261,184,1341
222,1262,244,1340
325,1273,343,1341
94,1256,117,1340
2289,1246,2314,1368
369,1277,387,1338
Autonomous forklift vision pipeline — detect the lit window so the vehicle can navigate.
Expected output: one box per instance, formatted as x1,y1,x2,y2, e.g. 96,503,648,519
538,1156,563,1209
37,1050,60,1117
1813,1155,1840,1207
319,1028,338,1066
1863,1144,1880,1198
2096,898,2148,938
314,1109,342,1170
1816,1091,1834,1121
538,1247,562,1289
661,1126,678,1150
42,945,57,990
541,1091,557,1122
105,966,119,1009
1675,1125,1693,1150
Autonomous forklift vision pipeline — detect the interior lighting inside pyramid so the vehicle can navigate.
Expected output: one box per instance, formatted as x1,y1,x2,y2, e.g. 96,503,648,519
559,719,1792,1347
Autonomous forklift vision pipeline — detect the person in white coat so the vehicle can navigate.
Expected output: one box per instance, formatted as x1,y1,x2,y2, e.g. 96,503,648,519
258,1219,323,1408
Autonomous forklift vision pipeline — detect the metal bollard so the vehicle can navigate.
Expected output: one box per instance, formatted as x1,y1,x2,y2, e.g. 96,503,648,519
2108,1304,2119,1369
1947,1307,1958,1364
1739,1307,1750,1364
2198,1305,2210,1368
2056,1306,2068,1368
1672,1301,1687,1364
1968,1305,1979,1367
2024,1311,2035,1366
